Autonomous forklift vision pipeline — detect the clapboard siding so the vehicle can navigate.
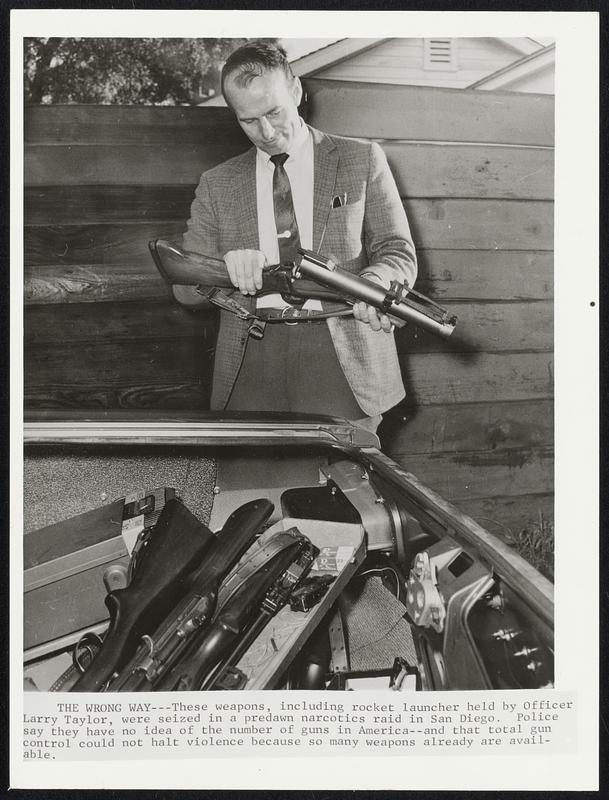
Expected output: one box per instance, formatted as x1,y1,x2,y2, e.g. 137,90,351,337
26,383,210,410
25,141,554,200
315,38,533,89
25,105,250,146
25,186,192,224
25,89,554,147
402,198,553,250
26,337,214,386
306,79,554,145
23,199,552,268
25,299,217,345
25,298,551,354
24,85,554,538
396,300,553,353
382,399,554,456
402,352,553,405
24,144,246,186
414,250,553,300
400,447,554,501
383,142,554,200
23,346,551,408
24,223,187,267
25,249,554,305
25,262,168,305
320,65,533,89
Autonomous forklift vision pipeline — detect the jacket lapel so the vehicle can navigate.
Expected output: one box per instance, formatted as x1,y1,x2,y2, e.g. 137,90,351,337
230,130,337,252
311,127,338,252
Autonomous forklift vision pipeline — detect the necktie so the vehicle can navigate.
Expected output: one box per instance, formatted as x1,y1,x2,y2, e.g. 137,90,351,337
270,153,301,265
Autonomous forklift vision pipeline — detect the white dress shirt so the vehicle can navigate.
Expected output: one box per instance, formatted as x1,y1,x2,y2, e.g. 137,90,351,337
255,120,321,310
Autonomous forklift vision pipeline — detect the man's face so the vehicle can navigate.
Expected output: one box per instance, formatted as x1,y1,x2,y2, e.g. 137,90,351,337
224,68,303,155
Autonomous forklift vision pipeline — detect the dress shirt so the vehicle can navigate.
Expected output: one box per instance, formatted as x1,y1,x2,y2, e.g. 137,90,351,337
255,119,321,310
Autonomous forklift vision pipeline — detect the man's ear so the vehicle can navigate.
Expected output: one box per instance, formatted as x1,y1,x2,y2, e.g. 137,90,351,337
292,76,303,106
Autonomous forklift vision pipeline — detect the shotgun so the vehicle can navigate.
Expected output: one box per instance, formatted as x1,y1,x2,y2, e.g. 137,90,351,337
71,498,214,692
202,535,320,690
108,498,274,691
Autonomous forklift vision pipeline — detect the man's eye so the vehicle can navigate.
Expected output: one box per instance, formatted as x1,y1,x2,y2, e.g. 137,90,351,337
268,110,280,117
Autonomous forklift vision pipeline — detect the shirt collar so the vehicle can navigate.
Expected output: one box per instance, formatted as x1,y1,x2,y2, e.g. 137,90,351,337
256,119,310,167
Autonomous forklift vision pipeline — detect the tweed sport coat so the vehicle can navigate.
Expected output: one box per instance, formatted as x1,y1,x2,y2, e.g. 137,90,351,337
182,125,417,416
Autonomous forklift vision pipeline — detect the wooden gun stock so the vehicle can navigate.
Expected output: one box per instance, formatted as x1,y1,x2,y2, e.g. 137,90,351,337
150,239,344,309
71,499,214,692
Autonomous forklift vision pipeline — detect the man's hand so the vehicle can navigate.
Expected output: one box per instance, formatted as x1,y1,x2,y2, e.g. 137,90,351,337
352,272,394,333
224,249,266,295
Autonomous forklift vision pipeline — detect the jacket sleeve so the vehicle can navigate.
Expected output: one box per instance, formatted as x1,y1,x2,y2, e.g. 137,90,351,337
361,141,417,291
182,172,223,260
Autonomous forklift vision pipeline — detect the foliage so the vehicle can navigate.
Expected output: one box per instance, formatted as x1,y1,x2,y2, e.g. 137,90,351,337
513,513,554,581
474,510,554,581
24,38,277,105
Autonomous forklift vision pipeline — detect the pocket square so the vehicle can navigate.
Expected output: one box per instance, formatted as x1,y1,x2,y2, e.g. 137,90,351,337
332,193,347,209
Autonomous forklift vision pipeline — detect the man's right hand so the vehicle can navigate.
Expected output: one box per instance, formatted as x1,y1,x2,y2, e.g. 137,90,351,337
223,249,266,295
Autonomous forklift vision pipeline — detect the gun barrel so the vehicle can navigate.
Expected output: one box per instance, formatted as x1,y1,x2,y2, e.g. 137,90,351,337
296,251,457,339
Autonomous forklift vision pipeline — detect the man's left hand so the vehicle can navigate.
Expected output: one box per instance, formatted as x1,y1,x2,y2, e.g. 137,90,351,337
352,273,394,333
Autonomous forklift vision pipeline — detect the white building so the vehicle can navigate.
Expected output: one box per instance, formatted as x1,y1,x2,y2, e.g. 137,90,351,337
200,37,554,105
290,37,555,93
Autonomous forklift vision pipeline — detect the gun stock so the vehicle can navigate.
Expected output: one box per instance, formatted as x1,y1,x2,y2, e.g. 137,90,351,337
150,240,344,307
71,499,214,692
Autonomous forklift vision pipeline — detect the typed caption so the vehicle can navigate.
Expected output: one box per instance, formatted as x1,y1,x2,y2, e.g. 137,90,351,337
22,691,576,760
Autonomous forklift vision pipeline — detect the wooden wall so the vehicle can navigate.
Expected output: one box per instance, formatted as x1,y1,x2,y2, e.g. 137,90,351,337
24,79,554,539
25,106,250,409
304,80,554,537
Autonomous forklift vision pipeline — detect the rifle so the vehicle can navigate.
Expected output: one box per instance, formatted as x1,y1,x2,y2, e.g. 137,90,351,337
108,498,274,691
71,498,215,692
150,240,457,339
157,530,318,691
201,535,320,690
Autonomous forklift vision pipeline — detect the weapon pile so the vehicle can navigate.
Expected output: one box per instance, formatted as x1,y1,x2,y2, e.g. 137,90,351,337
62,498,323,692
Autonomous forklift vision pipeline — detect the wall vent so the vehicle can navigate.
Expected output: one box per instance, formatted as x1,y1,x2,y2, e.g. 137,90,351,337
424,38,457,71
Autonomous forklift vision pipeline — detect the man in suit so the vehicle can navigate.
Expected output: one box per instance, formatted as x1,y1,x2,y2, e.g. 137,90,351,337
183,42,417,432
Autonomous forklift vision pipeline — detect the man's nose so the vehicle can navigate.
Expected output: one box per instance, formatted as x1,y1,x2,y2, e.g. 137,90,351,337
259,117,275,140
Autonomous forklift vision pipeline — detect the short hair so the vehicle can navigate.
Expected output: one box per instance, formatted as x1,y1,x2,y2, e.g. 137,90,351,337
221,41,295,99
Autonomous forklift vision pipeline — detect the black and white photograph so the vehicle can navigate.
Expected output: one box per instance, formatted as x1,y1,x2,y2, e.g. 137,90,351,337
11,9,599,793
